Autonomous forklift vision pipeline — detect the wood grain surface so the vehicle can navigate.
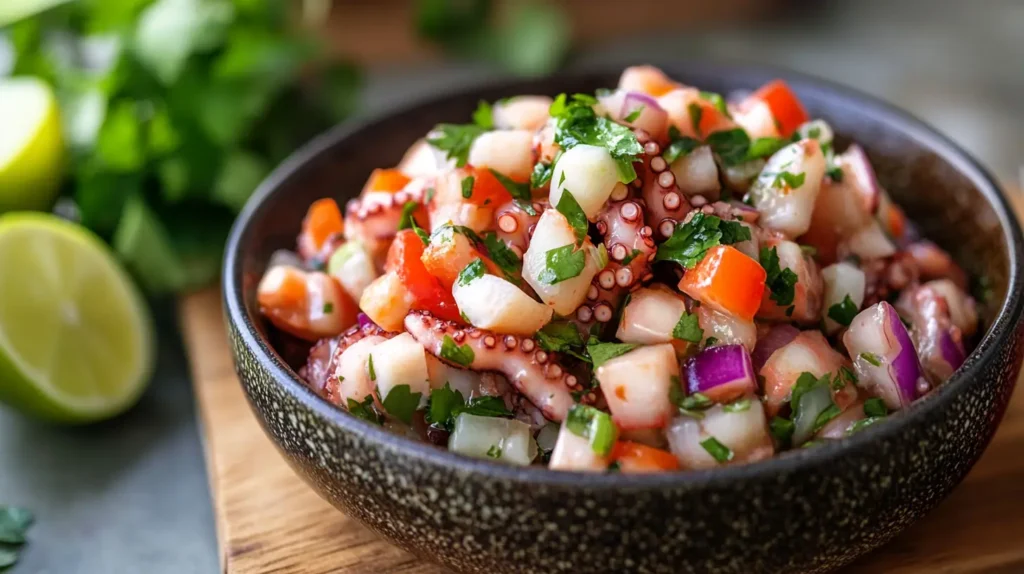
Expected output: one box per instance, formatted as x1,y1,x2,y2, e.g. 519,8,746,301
180,192,1024,574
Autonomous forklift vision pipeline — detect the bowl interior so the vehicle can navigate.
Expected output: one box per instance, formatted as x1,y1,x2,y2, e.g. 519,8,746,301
228,64,1015,452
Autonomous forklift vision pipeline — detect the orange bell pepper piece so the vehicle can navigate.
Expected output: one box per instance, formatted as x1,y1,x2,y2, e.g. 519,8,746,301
610,441,680,473
385,230,463,323
678,245,766,321
362,168,412,195
746,80,809,138
298,198,344,259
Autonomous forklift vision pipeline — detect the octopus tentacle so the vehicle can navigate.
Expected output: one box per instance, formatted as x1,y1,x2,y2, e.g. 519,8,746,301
494,199,548,256
635,130,692,240
403,311,585,421
301,323,394,395
573,195,657,336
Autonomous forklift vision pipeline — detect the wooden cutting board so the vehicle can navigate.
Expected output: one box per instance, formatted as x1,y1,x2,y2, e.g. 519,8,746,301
179,193,1024,574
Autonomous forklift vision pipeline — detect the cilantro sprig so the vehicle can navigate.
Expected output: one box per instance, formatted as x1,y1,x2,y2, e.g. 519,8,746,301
655,213,752,269
827,295,859,327
759,246,799,307
425,382,513,432
549,93,643,183
539,245,586,285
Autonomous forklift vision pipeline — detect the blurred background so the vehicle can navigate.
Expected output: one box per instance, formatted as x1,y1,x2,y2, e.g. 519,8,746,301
0,0,1021,572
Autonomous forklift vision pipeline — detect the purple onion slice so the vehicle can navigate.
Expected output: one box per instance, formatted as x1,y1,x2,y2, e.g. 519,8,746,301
685,345,756,404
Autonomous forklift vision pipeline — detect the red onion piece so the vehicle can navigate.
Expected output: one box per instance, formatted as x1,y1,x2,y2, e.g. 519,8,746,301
356,312,377,330
620,92,668,138
842,144,881,215
939,331,966,372
844,302,924,410
684,345,756,403
751,324,800,373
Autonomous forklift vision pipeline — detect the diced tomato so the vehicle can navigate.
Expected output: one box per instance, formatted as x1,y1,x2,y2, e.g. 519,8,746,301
298,199,344,260
385,230,463,322
257,266,356,340
610,441,680,473
678,245,766,322
744,80,809,138
421,227,505,289
464,167,514,208
362,168,411,195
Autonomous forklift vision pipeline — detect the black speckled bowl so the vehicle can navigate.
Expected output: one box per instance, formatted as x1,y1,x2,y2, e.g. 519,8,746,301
223,64,1024,573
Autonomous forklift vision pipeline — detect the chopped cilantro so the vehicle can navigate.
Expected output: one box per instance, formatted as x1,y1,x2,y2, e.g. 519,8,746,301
747,136,787,160
860,352,882,367
655,213,751,269
322,302,333,314
515,199,538,216
555,191,588,244
620,248,642,265
397,200,419,231
827,295,859,326
426,123,486,167
759,246,799,306
380,384,423,424
550,93,644,183
772,171,806,189
672,311,703,343
486,444,502,458
839,365,858,386
346,396,383,425
482,233,522,276
864,397,888,418
700,436,734,463
531,161,554,188
813,403,842,433
699,91,730,116
623,105,644,123
704,336,719,348
367,354,376,381
472,100,493,129
426,383,513,431
723,397,751,413
662,126,700,163
586,340,639,368
565,404,616,456
461,175,475,199
412,222,430,245
826,163,844,182
687,102,703,134
488,168,531,202
440,335,475,367
536,321,584,353
538,245,586,285
459,395,513,418
457,258,486,286
705,128,752,166
770,416,795,446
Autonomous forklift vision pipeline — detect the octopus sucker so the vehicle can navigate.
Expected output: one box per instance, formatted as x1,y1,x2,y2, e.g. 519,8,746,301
494,199,547,253
404,311,582,421
302,323,395,395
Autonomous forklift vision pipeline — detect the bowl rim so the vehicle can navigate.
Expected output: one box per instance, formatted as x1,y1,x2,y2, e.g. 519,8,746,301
223,61,1024,489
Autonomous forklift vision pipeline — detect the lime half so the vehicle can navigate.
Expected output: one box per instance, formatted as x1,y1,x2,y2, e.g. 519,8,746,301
0,77,65,213
0,213,154,423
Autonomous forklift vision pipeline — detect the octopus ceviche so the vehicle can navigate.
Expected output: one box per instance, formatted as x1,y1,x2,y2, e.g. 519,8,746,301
256,66,979,473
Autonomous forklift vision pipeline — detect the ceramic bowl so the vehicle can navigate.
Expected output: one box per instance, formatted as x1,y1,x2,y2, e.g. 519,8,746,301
223,63,1024,573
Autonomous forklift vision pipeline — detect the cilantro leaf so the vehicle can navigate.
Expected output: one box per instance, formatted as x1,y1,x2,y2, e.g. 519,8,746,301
461,175,475,199
472,100,493,129
699,91,730,116
397,200,419,231
770,416,795,446
587,340,638,368
655,213,751,269
687,103,703,134
482,233,522,276
672,311,703,343
827,295,859,327
863,398,888,418
860,352,882,367
488,168,530,202
550,93,643,183
723,397,751,413
536,321,584,353
747,137,787,160
457,258,485,286
700,436,734,463
425,382,465,430
530,161,554,188
772,171,806,189
538,245,586,285
346,396,383,426
427,123,486,167
623,105,644,123
759,246,798,306
555,190,588,244
565,404,616,456
380,384,423,424
440,335,475,367
662,128,700,164
457,395,512,418
486,444,502,458
367,354,376,381
705,128,752,166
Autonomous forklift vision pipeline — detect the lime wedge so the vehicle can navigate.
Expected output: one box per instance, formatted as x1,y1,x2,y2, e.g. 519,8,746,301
0,77,65,213
0,213,154,423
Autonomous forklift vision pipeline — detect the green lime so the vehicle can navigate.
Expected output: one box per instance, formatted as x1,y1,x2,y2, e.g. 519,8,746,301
0,213,154,423
0,77,65,213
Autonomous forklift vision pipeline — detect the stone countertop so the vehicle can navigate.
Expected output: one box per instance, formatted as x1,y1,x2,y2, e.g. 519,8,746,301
2,1,1020,572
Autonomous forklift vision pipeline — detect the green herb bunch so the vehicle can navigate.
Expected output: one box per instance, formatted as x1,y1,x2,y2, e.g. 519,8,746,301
3,0,360,293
